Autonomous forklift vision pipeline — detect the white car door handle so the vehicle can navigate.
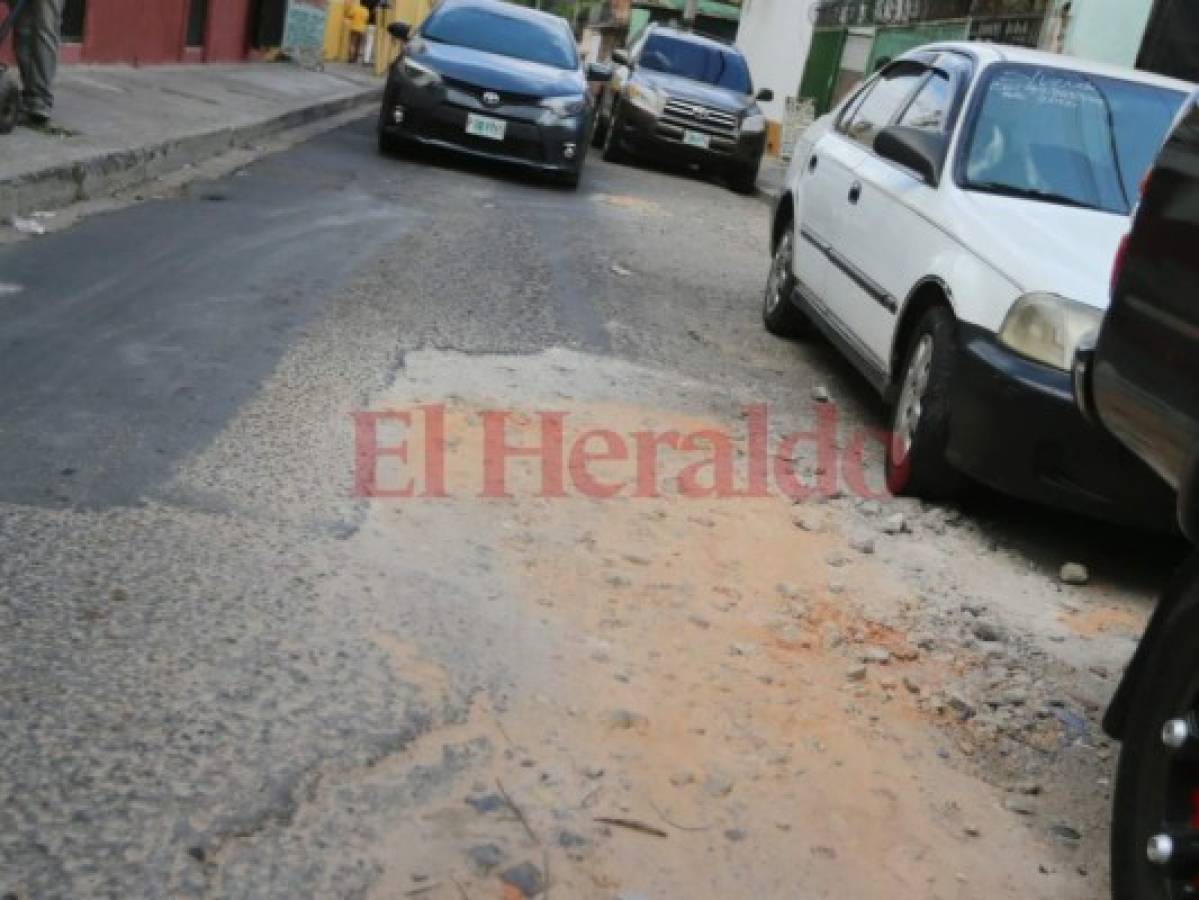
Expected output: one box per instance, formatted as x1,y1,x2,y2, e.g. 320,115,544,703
848,181,862,204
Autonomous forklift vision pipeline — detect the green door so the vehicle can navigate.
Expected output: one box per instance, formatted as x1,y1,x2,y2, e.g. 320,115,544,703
798,28,847,116
865,22,970,73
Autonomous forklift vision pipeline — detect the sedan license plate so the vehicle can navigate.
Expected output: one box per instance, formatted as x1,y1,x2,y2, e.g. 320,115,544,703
466,113,507,141
683,130,711,149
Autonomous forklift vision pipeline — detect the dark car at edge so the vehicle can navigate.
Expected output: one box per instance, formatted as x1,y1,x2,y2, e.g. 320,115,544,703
595,25,773,193
377,0,611,188
1071,92,1199,900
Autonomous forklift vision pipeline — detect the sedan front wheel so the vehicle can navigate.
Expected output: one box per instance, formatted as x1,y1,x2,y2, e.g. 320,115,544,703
885,306,962,500
762,223,813,338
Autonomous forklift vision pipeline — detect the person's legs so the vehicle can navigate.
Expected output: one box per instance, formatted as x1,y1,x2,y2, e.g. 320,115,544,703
12,0,64,121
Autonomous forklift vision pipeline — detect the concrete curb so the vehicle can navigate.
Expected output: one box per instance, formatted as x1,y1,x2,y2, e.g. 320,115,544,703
1,88,382,219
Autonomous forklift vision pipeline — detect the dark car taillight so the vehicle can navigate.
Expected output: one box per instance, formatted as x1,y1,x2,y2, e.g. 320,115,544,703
1111,170,1153,297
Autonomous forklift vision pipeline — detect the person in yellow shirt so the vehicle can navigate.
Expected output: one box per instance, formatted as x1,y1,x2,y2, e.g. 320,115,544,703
346,2,370,64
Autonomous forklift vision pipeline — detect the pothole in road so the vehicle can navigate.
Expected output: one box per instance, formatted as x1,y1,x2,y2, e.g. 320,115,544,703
328,348,1116,898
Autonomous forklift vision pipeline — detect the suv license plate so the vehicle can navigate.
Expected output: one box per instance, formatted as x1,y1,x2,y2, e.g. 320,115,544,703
466,113,507,141
683,130,711,149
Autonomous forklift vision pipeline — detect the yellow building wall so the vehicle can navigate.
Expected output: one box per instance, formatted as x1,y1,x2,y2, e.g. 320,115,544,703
372,0,434,76
323,0,349,62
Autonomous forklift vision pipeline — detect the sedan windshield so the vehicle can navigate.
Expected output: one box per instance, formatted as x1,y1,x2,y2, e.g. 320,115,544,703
639,34,752,94
963,64,1186,214
421,7,578,70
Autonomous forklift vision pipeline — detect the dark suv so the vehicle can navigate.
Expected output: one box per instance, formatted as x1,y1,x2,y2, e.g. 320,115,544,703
1072,92,1199,900
594,25,773,193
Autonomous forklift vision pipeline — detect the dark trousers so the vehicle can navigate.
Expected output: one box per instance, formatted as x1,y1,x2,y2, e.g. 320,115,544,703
5,0,64,117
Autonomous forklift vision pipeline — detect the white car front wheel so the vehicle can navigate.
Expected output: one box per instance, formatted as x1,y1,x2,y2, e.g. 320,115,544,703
885,306,962,500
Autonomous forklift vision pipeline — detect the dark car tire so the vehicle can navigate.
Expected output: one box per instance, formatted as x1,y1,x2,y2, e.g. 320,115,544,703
0,75,18,136
557,167,582,190
378,129,405,157
601,102,627,164
762,221,814,338
592,102,609,148
1111,593,1199,900
885,306,963,500
729,161,760,195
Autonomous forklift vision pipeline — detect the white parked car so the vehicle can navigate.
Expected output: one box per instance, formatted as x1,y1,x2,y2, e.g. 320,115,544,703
765,42,1192,527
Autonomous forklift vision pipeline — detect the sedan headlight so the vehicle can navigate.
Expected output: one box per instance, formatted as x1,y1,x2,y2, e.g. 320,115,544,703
741,113,767,135
997,292,1103,371
625,82,666,116
539,95,587,119
402,57,441,87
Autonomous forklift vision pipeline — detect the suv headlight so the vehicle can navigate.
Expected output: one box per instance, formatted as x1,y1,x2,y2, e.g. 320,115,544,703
402,57,441,87
997,293,1103,371
539,95,587,119
741,113,767,135
626,82,666,116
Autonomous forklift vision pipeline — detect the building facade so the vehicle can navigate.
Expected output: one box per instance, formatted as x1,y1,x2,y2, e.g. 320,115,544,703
3,0,317,66
737,0,1198,157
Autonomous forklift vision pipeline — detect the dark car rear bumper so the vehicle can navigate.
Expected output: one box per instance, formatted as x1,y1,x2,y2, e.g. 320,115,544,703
948,325,1176,531
612,103,765,170
379,81,587,177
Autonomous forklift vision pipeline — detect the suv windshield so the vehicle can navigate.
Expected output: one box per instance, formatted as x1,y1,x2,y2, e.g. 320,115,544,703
963,64,1186,214
639,34,752,94
422,6,577,70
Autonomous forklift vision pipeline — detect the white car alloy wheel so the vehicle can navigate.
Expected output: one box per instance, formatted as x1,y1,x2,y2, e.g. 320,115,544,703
891,333,934,466
762,223,811,338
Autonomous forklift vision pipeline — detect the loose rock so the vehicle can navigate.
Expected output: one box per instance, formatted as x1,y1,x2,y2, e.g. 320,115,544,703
606,709,649,731
501,861,547,897
1060,563,1090,585
849,534,876,555
468,843,505,873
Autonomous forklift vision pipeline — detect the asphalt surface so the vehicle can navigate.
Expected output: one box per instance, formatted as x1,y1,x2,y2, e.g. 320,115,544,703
0,116,1183,899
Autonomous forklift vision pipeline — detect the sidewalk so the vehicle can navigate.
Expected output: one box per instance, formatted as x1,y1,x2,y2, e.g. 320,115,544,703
0,63,382,220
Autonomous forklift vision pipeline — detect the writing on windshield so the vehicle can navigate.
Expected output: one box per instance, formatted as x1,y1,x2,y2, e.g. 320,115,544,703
963,65,1185,214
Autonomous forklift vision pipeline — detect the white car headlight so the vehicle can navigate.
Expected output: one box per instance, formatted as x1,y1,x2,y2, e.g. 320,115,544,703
741,113,767,135
539,95,587,119
998,293,1103,371
402,57,441,87
625,82,666,116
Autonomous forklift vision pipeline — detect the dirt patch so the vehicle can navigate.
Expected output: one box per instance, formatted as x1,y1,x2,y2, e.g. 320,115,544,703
350,362,1112,898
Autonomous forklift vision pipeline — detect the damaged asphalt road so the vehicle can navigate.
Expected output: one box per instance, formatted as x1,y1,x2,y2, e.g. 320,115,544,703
0,117,1189,899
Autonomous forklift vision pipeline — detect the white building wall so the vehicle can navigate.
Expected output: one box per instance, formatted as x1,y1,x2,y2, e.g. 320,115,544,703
1062,0,1155,69
735,0,815,123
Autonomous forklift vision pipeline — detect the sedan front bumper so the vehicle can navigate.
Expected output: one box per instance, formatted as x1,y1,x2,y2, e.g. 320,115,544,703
379,77,587,177
947,325,1176,530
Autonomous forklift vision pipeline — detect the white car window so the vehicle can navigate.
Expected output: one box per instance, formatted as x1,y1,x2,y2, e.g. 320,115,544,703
898,71,953,132
844,66,925,148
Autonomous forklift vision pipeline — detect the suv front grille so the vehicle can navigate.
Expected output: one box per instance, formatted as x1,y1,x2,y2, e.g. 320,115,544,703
661,98,739,137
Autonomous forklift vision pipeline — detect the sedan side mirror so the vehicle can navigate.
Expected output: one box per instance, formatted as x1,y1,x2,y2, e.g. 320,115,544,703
587,62,613,82
611,49,630,66
874,125,948,186
756,88,774,102
387,21,411,41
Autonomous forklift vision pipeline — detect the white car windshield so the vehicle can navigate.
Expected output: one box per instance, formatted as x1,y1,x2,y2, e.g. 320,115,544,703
962,64,1187,214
